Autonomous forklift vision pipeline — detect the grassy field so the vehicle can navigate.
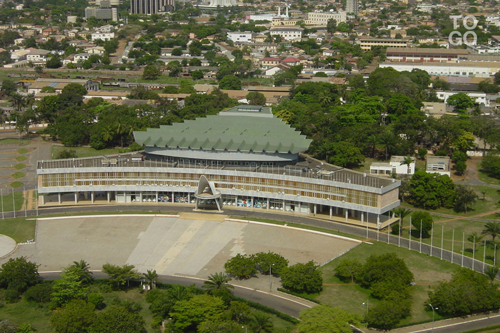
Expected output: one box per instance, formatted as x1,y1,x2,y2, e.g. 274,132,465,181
318,242,458,326
15,156,27,162
11,172,25,179
478,170,500,186
17,148,29,154
0,217,36,242
0,138,30,146
13,164,26,170
9,181,23,188
51,145,124,159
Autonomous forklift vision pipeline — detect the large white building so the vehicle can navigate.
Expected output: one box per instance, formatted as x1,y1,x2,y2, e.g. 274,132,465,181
379,62,500,78
91,32,115,41
436,91,490,106
227,31,253,43
36,105,401,227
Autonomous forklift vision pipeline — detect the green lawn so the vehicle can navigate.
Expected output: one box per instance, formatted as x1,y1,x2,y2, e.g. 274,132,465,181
51,145,123,159
9,181,23,188
318,242,458,326
0,297,53,332
0,217,36,243
0,138,30,146
478,170,500,186
15,156,27,162
17,148,29,154
14,164,26,170
12,172,25,179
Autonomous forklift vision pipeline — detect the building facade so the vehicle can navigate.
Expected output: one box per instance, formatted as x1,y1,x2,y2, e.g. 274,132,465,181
130,0,175,14
346,0,359,14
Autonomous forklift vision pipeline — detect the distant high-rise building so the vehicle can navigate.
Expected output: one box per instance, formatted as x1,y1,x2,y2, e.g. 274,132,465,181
85,0,119,22
130,0,174,14
346,0,358,14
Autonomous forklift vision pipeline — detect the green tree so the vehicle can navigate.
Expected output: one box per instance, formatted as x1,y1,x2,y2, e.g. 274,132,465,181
326,19,337,33
494,71,500,85
484,266,499,282
142,269,158,289
0,257,39,293
90,305,147,333
170,294,225,331
454,185,477,213
166,61,182,77
468,231,484,256
191,70,204,80
334,259,363,282
366,299,409,331
51,270,89,308
224,254,257,279
417,148,428,160
142,64,160,80
219,75,242,90
409,171,456,209
228,300,251,323
198,320,242,333
202,272,234,296
249,312,273,333
411,211,433,237
447,93,475,114
50,299,96,333
482,222,500,242
59,83,87,108
393,207,411,229
428,268,500,316
46,55,62,68
24,283,53,303
298,305,359,333
453,131,475,152
359,253,414,292
246,91,266,105
253,251,289,275
66,260,93,285
102,263,140,289
1,78,17,97
281,261,323,294
482,154,500,179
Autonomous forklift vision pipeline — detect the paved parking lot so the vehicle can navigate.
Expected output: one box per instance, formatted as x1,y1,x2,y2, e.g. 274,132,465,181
6,214,360,279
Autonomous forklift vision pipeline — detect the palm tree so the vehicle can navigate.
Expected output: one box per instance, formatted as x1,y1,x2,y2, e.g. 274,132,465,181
168,284,191,302
68,259,93,285
400,155,413,174
102,126,114,143
484,266,499,282
367,134,378,158
143,269,158,289
393,207,412,229
202,272,234,295
10,93,26,112
250,313,273,333
379,132,397,161
482,222,500,242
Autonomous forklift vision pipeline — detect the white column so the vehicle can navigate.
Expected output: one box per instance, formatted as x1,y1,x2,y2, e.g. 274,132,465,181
335,207,339,215
235,196,238,206
172,192,174,203
74,192,78,204
58,193,61,204
313,204,317,216
188,193,190,203
107,192,110,203
361,212,364,224
377,214,380,227
251,197,254,209
345,210,348,221
330,207,332,219
282,200,285,211
266,198,269,210
156,191,158,202
41,194,45,205
91,192,94,203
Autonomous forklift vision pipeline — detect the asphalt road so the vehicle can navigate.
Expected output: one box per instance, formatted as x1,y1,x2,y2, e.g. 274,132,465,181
39,271,311,318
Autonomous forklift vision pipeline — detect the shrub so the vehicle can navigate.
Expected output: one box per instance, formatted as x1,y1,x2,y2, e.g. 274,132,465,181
281,261,323,294
24,283,53,303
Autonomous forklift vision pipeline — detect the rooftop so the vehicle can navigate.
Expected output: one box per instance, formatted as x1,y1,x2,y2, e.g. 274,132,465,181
133,105,311,154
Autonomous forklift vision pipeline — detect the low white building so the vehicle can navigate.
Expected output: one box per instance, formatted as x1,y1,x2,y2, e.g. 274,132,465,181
270,27,303,41
26,49,50,63
370,156,416,176
91,32,115,41
426,156,451,176
227,31,253,43
74,53,92,62
436,91,490,106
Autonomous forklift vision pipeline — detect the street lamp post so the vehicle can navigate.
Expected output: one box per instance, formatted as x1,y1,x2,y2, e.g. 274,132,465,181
269,263,275,291
429,304,438,331
362,299,369,316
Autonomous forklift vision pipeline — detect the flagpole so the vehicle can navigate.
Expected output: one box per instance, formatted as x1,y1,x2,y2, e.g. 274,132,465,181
12,189,15,218
483,239,487,273
451,229,455,264
473,236,476,271
440,225,444,260
1,189,3,219
431,223,434,257
419,220,422,254
408,217,412,250
462,232,465,267
398,219,401,248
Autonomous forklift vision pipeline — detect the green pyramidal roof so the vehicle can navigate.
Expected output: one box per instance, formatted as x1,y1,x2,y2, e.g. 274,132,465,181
134,106,311,154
